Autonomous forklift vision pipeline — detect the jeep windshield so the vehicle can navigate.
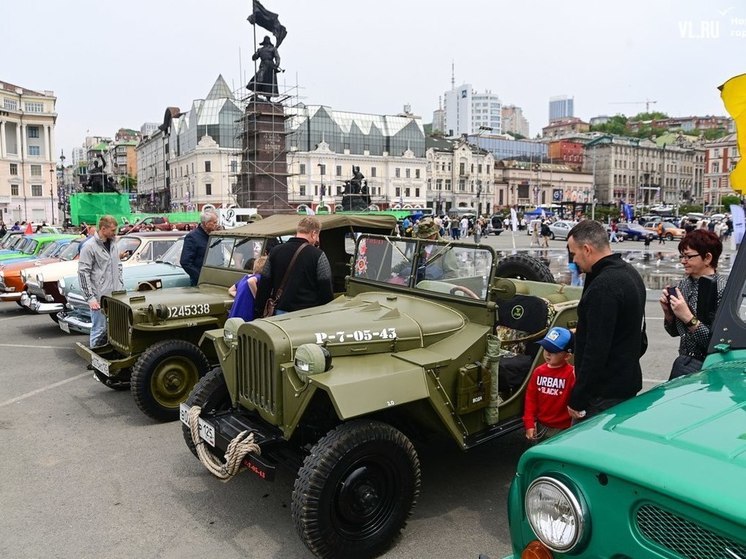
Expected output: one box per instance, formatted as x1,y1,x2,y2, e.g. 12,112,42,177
352,234,494,301
204,236,269,271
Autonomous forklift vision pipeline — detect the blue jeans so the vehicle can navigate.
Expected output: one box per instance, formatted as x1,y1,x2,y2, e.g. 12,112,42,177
90,309,108,348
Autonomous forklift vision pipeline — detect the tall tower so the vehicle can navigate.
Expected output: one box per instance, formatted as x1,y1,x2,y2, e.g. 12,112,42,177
549,95,574,123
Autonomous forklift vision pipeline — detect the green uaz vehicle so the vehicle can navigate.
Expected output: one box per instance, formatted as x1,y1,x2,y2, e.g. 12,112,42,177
75,214,398,421
181,233,581,558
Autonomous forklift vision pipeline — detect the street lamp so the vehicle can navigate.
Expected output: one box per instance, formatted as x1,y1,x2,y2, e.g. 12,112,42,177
475,180,483,216
49,166,55,225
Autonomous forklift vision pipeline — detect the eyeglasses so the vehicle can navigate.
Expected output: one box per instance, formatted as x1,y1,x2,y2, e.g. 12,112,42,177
679,252,701,261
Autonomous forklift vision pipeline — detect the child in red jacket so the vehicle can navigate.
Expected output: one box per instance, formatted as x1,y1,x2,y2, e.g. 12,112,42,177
524,326,575,442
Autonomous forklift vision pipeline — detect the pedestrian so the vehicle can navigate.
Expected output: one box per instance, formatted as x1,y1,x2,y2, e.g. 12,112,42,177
11,221,20,231
661,229,726,379
228,256,267,321
0,222,6,237
450,218,460,240
180,208,219,286
473,219,482,243
524,327,576,443
460,215,469,239
566,220,646,420
255,216,334,317
77,215,123,348
609,219,619,243
657,222,665,244
530,219,540,247
540,220,551,248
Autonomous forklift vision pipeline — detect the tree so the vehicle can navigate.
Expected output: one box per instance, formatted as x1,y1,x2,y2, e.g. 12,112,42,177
720,194,741,209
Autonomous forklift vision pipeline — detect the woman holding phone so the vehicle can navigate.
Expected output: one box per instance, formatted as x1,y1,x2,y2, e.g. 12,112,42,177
660,229,726,379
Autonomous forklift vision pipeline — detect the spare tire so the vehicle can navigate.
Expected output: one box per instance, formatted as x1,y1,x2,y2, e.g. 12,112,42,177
495,254,555,283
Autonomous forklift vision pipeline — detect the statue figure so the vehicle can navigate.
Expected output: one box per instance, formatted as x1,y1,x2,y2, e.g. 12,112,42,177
86,155,107,193
350,166,365,194
247,36,281,101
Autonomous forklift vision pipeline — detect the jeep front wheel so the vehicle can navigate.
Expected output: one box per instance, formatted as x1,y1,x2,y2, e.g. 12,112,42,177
495,254,555,283
181,367,231,459
131,340,210,422
292,420,420,559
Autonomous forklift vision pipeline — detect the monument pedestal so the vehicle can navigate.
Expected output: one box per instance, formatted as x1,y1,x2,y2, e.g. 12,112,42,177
236,99,293,214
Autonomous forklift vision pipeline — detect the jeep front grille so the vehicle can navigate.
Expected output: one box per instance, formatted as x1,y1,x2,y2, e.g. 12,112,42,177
636,504,746,559
237,335,278,416
106,299,132,351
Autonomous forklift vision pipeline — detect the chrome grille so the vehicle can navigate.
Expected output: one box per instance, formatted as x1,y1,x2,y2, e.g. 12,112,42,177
237,335,278,416
106,300,131,349
637,504,746,559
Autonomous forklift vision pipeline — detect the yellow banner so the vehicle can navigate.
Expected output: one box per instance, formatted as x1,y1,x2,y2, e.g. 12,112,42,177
720,73,746,193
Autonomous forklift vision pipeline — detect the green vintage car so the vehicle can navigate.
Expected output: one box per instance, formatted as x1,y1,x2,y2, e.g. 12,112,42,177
0,233,80,263
181,233,580,558
501,245,746,558
75,214,399,422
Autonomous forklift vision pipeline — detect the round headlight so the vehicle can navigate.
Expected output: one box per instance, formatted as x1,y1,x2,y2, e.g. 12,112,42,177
294,343,332,379
223,317,244,345
525,476,585,552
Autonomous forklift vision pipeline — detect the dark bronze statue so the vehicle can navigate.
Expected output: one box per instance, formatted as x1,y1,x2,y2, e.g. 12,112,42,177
86,154,119,194
247,36,281,101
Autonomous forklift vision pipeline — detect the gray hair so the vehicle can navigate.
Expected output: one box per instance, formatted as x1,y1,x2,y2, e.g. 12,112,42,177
568,220,609,250
200,209,219,225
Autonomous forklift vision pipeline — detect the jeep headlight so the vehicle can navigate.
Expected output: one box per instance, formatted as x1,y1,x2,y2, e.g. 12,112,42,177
294,344,332,379
223,317,244,346
525,476,586,552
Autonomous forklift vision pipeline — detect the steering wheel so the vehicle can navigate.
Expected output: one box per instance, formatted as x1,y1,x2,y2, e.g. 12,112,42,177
449,285,480,299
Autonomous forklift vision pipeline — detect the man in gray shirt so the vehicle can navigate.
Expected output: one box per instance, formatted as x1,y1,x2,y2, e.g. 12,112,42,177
78,215,124,348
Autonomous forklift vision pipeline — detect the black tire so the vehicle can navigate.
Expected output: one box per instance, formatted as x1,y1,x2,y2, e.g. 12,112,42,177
665,233,674,241
92,370,130,391
495,254,555,283
49,313,59,323
292,420,421,559
181,367,231,459
131,339,210,422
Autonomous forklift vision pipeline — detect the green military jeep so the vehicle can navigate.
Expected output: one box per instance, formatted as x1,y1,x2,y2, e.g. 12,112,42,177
181,233,582,558
501,246,746,558
75,214,398,422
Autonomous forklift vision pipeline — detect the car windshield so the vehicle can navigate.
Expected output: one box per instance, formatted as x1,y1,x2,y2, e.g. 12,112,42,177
118,237,142,260
59,240,82,261
22,239,38,254
352,235,494,301
38,240,66,258
157,238,184,266
204,236,268,270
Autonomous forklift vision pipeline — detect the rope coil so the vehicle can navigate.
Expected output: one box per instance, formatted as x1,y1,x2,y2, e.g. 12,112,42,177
187,405,261,482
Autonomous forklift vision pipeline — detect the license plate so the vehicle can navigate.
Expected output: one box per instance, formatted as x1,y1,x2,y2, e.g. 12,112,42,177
179,403,215,447
91,354,110,376
59,320,70,334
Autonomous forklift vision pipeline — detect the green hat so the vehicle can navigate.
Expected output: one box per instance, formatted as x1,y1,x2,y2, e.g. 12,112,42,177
415,217,440,239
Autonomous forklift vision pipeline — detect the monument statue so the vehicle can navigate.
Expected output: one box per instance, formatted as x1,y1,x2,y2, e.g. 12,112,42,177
246,1,286,101
86,154,119,194
341,166,371,210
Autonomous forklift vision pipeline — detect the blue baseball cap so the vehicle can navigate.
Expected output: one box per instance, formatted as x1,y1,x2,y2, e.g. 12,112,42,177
537,327,573,353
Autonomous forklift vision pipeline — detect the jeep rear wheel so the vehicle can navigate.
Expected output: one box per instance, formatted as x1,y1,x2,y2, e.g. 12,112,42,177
131,340,210,422
181,367,231,459
292,420,420,559
495,254,555,283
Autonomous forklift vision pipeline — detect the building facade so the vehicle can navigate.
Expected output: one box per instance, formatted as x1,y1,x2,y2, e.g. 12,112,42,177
501,105,530,138
285,105,427,211
703,133,740,208
494,160,593,210
549,95,574,123
542,117,590,138
425,137,495,215
135,129,166,212
443,83,502,137
0,80,58,224
548,139,585,171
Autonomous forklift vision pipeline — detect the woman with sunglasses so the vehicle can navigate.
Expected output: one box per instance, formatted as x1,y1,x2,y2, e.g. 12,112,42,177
660,229,726,379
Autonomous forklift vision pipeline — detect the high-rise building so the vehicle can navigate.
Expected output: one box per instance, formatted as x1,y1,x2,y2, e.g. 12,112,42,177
432,96,445,135
443,84,502,137
549,95,574,123
0,80,58,224
501,105,530,137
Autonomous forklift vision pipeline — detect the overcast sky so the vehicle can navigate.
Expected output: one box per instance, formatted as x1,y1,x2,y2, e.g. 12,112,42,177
2,0,740,159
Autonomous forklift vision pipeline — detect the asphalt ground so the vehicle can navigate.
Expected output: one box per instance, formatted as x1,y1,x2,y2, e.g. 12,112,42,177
0,233,687,559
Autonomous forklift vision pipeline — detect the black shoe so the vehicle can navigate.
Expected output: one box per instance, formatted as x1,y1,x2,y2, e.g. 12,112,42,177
86,363,94,371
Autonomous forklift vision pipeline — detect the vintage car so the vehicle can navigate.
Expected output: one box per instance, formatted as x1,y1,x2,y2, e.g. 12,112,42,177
0,238,84,305
547,220,577,241
57,238,189,335
644,221,686,240
180,232,580,558
21,231,185,320
617,221,658,241
0,233,80,263
74,214,400,422
500,246,746,558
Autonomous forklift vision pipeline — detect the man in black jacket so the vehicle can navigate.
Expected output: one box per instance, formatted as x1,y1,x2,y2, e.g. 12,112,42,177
255,216,334,317
566,220,646,419
180,209,219,285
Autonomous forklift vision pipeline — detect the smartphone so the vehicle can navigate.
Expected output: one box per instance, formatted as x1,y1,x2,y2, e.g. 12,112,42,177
667,287,677,299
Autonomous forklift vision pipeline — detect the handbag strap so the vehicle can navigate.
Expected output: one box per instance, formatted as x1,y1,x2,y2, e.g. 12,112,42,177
272,242,309,302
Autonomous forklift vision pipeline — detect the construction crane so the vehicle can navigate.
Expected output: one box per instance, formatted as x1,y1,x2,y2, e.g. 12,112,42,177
610,99,658,113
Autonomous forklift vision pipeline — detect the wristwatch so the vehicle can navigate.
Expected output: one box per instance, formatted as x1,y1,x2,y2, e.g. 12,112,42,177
686,316,700,328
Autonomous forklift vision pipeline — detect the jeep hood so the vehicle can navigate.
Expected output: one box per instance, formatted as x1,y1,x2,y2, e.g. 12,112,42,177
522,365,746,522
254,291,468,354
